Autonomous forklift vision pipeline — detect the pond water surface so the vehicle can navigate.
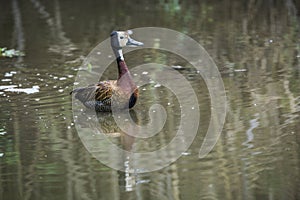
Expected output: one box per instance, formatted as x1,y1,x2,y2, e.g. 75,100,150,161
1,0,300,200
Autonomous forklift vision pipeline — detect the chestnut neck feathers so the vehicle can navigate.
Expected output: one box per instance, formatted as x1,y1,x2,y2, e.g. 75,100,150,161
116,56,136,94
117,56,128,79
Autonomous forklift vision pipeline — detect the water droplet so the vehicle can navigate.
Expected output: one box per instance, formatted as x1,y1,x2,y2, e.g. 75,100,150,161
59,77,67,81
0,85,17,90
0,131,6,135
4,86,40,94
181,152,191,156
136,179,151,184
4,72,13,77
154,83,161,88
234,69,247,72
172,65,184,70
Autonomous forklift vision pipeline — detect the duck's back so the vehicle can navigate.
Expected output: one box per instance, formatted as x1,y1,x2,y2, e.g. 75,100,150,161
71,81,114,112
71,80,138,112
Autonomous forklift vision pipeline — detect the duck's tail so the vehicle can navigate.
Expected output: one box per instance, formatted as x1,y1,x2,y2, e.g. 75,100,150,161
70,86,97,103
70,89,76,95
70,87,84,95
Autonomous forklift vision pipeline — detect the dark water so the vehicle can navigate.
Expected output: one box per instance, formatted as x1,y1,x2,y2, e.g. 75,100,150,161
1,0,300,199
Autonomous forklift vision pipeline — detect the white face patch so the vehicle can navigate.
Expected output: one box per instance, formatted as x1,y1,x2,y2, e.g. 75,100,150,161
117,32,129,47
111,31,128,49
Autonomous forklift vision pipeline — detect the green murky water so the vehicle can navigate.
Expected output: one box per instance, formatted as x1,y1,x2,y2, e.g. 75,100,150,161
0,0,300,199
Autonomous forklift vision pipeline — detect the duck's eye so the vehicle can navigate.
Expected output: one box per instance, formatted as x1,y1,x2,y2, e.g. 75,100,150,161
120,36,124,39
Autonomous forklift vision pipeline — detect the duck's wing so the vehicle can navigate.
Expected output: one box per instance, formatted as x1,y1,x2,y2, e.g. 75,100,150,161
70,81,116,111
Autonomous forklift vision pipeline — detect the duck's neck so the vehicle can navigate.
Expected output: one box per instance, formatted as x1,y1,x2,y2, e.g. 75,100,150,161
113,48,129,79
117,57,129,80
114,49,136,93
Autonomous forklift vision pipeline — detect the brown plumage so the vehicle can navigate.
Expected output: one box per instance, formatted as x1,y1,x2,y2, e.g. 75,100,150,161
70,30,143,112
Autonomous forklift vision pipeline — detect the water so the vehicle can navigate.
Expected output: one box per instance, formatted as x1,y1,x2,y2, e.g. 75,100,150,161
1,0,300,199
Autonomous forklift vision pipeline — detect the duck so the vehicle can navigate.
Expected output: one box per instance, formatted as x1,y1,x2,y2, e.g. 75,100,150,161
70,30,144,112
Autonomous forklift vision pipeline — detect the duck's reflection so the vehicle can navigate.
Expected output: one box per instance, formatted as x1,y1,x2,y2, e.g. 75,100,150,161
99,110,140,192
75,109,141,191
95,109,138,150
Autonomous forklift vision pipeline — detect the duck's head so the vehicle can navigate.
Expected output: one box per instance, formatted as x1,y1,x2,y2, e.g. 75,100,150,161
110,30,144,49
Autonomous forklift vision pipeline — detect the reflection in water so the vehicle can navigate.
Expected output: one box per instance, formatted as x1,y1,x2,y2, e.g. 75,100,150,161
0,0,300,199
84,110,139,192
242,113,259,149
12,0,25,65
30,0,78,56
